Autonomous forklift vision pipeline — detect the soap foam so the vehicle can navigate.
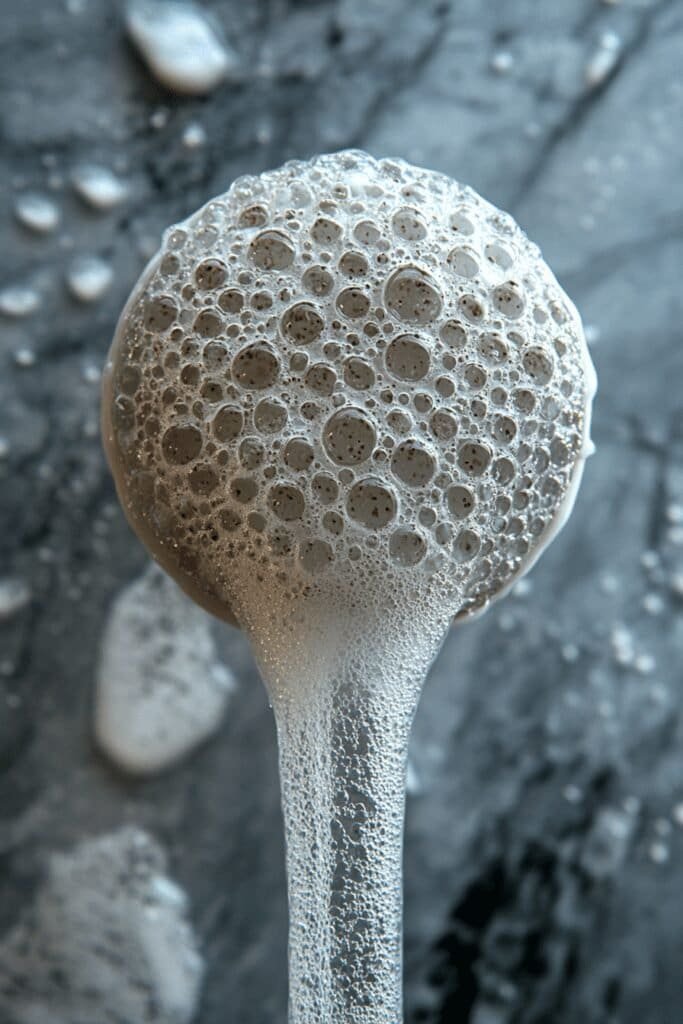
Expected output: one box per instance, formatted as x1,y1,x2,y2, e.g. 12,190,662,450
103,150,595,640
0,828,203,1024
94,563,234,775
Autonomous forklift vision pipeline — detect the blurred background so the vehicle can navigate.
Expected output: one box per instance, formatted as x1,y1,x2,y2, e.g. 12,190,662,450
1,1,682,1022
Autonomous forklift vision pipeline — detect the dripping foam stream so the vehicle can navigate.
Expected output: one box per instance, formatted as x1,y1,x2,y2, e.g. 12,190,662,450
101,151,596,1023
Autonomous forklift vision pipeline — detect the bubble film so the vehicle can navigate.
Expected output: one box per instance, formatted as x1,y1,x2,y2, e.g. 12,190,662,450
103,150,595,626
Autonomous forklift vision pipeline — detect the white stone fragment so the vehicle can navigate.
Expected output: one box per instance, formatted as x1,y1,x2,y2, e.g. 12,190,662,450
72,164,129,210
94,563,234,775
66,256,114,302
0,828,203,1024
0,285,40,318
14,193,60,234
125,0,237,95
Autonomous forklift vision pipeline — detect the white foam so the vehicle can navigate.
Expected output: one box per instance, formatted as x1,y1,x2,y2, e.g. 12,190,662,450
94,563,234,775
125,0,237,95
0,828,203,1024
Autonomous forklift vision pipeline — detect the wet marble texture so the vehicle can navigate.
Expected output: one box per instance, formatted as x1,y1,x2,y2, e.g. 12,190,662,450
1,1,682,1022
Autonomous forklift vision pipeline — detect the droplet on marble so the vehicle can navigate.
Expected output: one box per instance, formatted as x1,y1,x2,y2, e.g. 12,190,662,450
182,120,207,149
125,0,238,95
490,50,514,75
0,828,204,1024
585,32,622,88
642,592,664,616
14,347,37,368
66,255,113,302
72,163,129,210
649,841,670,865
14,192,60,234
0,285,40,318
0,578,31,621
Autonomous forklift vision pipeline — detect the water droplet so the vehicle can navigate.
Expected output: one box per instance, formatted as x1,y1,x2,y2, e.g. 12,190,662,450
125,0,237,95
67,256,113,303
14,192,60,234
72,164,128,210
0,285,40,318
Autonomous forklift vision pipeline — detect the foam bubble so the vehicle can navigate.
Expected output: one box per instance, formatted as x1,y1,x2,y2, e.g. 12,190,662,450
103,148,595,629
94,564,233,773
0,827,203,1023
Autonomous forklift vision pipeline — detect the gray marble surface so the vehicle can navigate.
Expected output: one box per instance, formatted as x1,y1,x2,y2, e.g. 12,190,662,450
1,1,683,1022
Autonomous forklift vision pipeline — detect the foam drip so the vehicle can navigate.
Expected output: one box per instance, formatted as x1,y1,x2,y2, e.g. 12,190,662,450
101,150,596,1023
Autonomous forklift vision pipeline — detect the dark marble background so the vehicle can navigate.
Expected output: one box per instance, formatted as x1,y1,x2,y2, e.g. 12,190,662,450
1,1,683,1022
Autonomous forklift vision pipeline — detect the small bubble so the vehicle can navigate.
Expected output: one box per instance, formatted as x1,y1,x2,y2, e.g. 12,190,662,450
354,220,381,245
344,357,375,391
455,528,480,562
336,287,370,319
249,230,294,270
268,483,305,521
212,405,243,442
254,399,287,433
238,205,268,228
306,363,336,396
194,258,227,290
392,208,427,241
162,424,203,465
281,303,324,344
493,281,525,319
347,478,396,529
439,320,467,350
449,211,474,235
230,476,258,503
430,410,458,441
232,343,280,390
447,247,479,278
458,441,491,476
522,347,554,385
144,294,177,331
339,251,369,277
311,217,342,245
300,539,334,573
284,437,314,471
385,335,430,381
312,473,339,504
447,485,475,519
188,463,219,495
323,408,376,466
385,266,442,324
218,288,244,313
458,294,484,323
391,440,435,488
390,528,426,566
302,265,334,296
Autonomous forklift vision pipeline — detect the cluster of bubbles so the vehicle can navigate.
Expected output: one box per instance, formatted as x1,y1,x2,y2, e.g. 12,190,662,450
105,150,593,619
